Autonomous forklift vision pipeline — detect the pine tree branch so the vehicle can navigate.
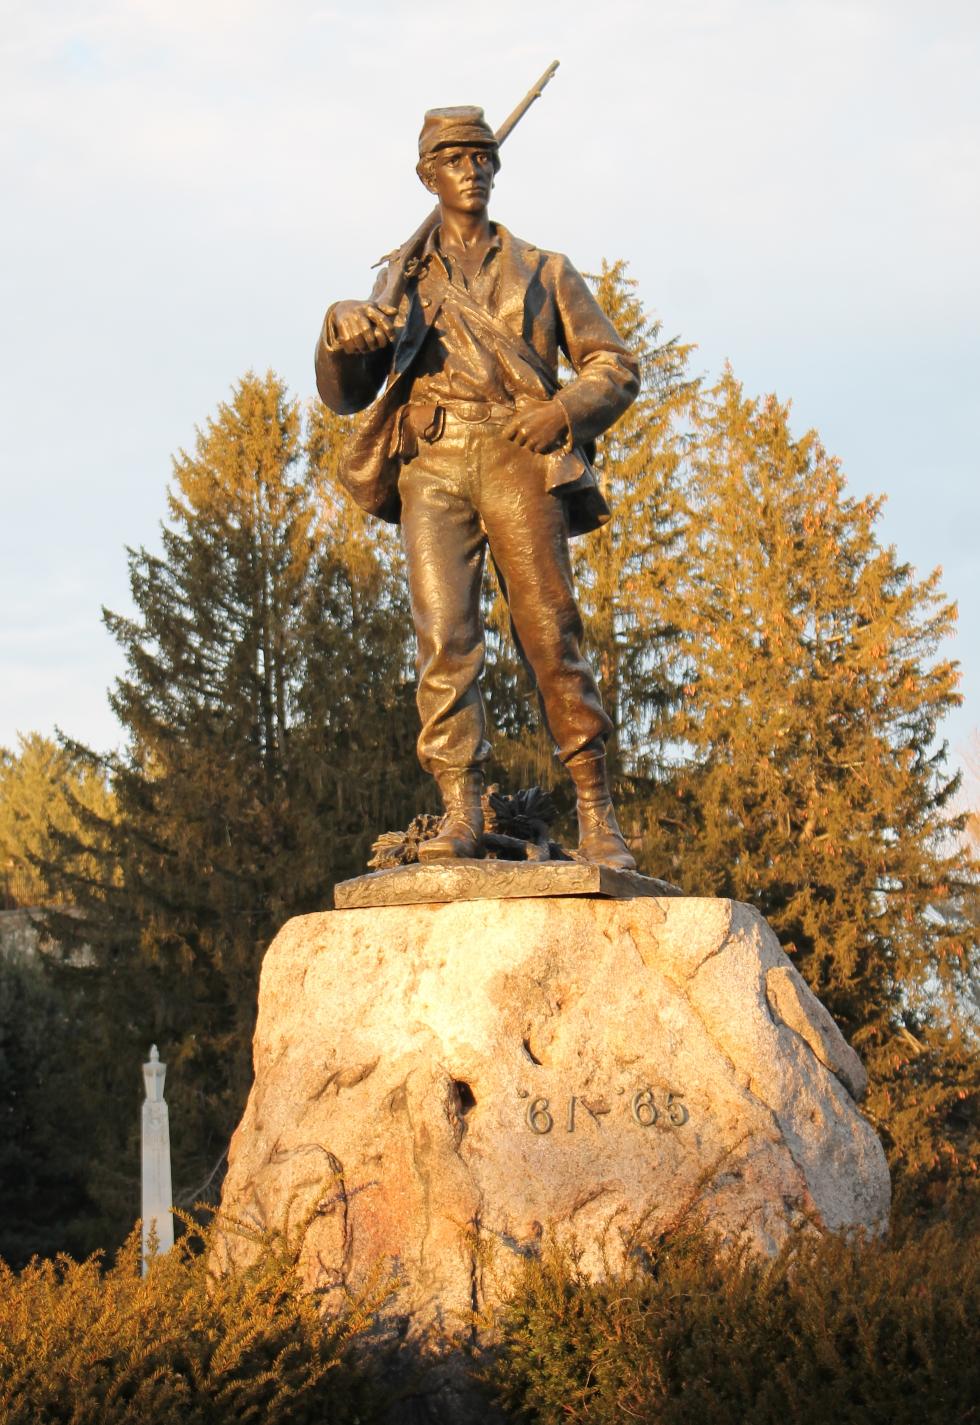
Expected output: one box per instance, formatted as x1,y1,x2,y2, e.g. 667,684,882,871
175,1148,229,1207
898,1024,927,1056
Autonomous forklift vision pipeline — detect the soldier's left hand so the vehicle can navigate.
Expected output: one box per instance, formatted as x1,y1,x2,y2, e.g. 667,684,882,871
503,400,569,454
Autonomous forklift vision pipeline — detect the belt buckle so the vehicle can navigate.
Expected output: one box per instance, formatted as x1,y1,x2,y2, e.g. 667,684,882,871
456,400,491,424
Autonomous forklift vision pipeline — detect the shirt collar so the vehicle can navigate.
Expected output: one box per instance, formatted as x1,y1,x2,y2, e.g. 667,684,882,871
422,221,503,273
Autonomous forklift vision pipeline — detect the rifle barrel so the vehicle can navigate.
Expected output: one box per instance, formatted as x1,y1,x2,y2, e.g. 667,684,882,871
494,59,560,144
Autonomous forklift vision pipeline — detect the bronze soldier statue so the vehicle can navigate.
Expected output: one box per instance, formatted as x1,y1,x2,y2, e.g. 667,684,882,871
315,103,640,869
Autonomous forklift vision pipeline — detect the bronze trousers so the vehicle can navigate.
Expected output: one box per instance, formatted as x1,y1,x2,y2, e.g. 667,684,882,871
397,408,612,774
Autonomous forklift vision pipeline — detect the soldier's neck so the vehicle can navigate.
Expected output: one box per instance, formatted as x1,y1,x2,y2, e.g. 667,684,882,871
437,207,492,255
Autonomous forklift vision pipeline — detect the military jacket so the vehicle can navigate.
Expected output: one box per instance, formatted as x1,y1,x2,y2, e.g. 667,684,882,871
314,225,640,535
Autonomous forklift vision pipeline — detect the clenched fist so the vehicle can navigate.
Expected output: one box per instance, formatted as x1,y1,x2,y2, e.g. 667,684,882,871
330,301,398,356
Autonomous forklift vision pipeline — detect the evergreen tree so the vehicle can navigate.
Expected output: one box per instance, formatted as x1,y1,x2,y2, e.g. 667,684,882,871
655,370,978,1212
14,285,973,1259
0,948,101,1265
0,733,115,905
39,373,421,1253
572,262,695,802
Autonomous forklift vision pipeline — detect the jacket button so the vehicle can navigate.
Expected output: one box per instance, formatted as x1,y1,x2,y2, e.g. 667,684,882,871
420,298,431,309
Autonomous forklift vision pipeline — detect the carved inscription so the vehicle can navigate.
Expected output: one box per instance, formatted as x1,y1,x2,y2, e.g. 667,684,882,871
524,1087,689,1135
525,1098,553,1134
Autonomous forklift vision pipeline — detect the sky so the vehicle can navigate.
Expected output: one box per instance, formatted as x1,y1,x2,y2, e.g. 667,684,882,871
1,0,978,787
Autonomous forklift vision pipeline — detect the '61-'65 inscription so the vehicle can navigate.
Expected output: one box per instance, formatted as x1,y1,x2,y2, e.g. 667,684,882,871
523,1089,689,1136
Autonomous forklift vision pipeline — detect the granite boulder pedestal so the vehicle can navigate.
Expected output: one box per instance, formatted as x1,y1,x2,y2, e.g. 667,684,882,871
216,865,889,1388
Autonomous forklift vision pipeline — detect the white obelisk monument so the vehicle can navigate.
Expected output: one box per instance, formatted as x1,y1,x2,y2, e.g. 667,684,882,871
141,1044,174,1272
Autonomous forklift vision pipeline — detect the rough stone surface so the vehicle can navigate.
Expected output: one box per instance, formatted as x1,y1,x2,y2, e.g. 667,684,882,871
334,858,683,908
766,964,868,1102
218,895,889,1360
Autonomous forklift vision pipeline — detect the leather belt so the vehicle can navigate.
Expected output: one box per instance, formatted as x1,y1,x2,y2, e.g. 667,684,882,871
408,399,514,428
400,400,516,458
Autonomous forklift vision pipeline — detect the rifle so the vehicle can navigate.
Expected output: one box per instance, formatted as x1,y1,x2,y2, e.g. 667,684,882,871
369,60,560,311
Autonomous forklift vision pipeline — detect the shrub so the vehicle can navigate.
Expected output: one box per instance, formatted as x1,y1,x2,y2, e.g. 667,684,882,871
5,1213,977,1423
0,1216,388,1424
482,1218,980,1424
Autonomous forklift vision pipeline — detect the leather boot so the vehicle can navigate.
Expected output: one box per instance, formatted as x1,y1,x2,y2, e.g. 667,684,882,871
418,766,485,862
567,741,636,871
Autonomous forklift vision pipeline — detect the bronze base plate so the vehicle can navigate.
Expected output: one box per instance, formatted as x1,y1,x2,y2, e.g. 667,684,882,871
333,859,683,910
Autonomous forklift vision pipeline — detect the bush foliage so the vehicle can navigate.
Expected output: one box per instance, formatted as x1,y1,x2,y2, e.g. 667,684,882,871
0,1217,387,1425
481,1218,980,1425
2,1216,976,1424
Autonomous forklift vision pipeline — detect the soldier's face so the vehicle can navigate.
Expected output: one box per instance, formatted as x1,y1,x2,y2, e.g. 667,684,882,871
426,145,495,214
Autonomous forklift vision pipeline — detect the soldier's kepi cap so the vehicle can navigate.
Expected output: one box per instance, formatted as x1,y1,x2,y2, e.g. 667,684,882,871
418,106,497,158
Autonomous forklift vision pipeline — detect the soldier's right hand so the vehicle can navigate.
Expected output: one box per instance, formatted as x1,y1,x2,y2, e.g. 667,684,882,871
331,301,397,355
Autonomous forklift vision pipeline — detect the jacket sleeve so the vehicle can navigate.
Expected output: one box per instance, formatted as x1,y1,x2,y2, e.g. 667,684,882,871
314,315,392,416
548,256,641,446
313,268,395,416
